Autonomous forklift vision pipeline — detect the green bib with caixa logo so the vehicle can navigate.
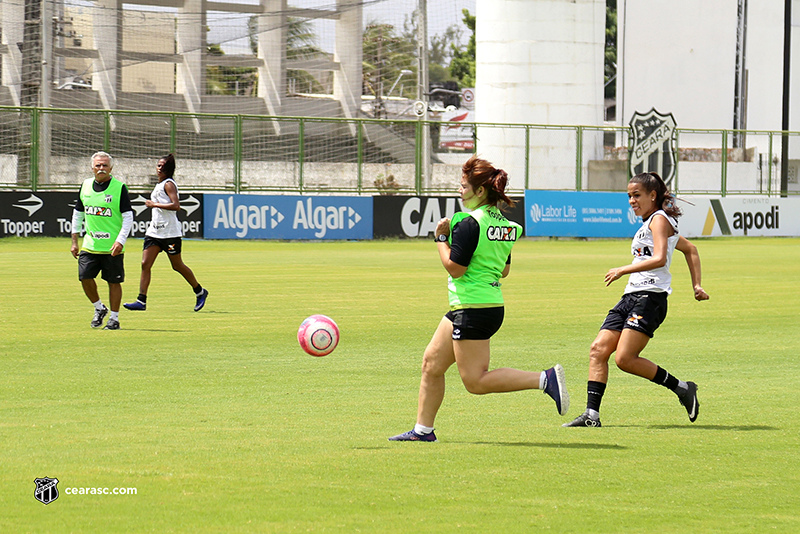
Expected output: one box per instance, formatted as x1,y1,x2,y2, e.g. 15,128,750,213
447,205,521,309
79,177,124,254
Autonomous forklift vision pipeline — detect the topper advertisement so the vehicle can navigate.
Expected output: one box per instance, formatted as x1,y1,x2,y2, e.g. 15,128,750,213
0,192,80,237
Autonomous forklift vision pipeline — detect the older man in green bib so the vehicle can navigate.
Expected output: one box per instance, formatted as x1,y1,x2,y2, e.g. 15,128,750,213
70,151,134,330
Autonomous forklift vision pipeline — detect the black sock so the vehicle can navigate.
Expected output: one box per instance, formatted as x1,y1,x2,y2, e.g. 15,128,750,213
138,294,147,303
193,284,203,295
587,381,606,413
651,366,680,392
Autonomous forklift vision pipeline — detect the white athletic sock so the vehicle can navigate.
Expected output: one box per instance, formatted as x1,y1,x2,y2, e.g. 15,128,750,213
414,424,434,435
93,300,105,311
109,311,119,321
539,371,547,390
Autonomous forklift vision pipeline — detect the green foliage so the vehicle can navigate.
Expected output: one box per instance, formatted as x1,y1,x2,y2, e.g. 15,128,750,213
402,12,462,84
362,22,417,100
3,237,799,533
285,17,328,95
605,0,617,100
205,43,257,96
449,9,475,88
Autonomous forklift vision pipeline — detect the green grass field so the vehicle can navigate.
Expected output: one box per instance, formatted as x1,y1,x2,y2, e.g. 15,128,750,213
2,236,799,533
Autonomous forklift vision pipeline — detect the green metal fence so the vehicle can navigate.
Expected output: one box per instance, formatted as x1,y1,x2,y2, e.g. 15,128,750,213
1,106,798,196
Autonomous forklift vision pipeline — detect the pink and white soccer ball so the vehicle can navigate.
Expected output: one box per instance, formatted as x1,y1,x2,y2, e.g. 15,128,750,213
297,315,340,357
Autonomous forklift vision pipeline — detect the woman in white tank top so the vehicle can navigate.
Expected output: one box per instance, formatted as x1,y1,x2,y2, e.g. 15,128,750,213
123,154,208,313
564,172,709,428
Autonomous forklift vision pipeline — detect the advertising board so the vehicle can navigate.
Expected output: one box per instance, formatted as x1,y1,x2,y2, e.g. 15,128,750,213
204,194,372,240
373,196,526,238
525,190,640,238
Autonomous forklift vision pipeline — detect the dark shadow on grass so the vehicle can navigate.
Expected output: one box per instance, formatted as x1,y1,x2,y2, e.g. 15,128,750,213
450,441,627,450
648,424,779,431
122,328,189,333
605,424,779,431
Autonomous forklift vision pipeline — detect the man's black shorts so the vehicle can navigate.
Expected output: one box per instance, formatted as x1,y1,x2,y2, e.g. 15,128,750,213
78,251,125,283
600,291,668,338
143,235,182,255
446,307,505,340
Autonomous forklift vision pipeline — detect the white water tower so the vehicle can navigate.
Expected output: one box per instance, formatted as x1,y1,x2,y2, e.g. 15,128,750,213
476,0,606,190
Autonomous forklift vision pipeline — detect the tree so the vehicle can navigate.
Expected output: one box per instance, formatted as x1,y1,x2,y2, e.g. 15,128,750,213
449,9,475,88
362,22,417,101
401,12,462,84
605,0,617,100
206,42,257,96
247,15,329,95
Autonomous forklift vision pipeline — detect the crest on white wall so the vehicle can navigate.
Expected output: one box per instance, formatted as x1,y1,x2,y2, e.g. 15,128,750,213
629,108,677,186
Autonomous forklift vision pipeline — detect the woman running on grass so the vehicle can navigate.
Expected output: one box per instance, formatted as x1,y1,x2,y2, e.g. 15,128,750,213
564,172,709,428
389,155,569,442
123,154,208,313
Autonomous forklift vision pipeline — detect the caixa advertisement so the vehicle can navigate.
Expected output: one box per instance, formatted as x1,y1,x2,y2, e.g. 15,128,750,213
0,192,203,238
372,196,526,238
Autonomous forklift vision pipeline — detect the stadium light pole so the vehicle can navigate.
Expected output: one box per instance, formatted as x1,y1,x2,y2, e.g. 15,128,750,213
780,0,791,197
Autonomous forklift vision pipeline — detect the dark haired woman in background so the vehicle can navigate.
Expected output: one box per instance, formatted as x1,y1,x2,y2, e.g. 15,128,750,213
389,155,569,442
564,172,709,428
124,154,208,313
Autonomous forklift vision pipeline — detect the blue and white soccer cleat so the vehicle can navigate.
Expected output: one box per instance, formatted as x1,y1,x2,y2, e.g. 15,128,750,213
123,300,146,311
543,364,570,416
194,288,209,312
388,429,438,442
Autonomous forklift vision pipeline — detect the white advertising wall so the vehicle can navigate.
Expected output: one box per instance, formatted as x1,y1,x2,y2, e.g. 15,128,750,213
680,196,800,237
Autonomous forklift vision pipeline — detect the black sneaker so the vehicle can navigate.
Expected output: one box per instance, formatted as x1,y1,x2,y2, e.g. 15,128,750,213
91,305,108,328
678,381,699,422
563,411,602,427
194,289,209,312
103,318,120,330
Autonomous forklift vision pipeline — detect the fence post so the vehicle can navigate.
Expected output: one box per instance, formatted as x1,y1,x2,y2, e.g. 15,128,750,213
721,129,728,196
575,126,583,191
673,129,680,195
169,114,177,154
103,112,111,151
233,115,243,193
357,120,363,194
298,118,305,194
524,126,530,190
415,119,422,195
768,131,774,195
30,108,40,191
